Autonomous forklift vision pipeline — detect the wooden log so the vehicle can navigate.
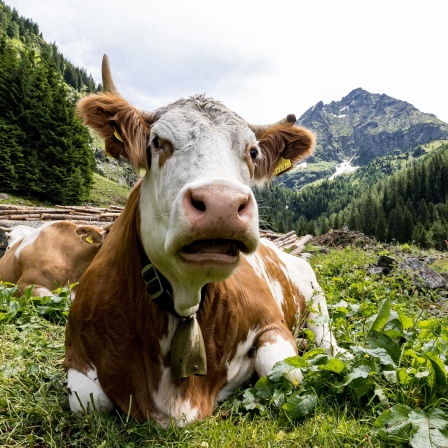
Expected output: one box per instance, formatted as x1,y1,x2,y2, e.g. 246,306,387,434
273,230,296,243
99,213,121,218
8,214,41,220
0,209,62,216
296,234,313,246
0,205,22,210
40,213,110,221
291,245,306,255
54,205,110,213
276,235,298,248
260,231,283,239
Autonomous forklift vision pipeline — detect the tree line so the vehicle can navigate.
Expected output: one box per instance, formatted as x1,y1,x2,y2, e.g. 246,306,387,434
0,20,95,204
0,1,100,93
256,143,448,250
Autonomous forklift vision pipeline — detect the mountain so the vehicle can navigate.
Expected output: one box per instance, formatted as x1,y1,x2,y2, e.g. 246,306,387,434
279,88,448,190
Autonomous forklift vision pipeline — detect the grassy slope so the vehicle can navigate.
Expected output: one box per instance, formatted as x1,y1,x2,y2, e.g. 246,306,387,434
0,173,131,209
1,244,447,447
88,173,131,207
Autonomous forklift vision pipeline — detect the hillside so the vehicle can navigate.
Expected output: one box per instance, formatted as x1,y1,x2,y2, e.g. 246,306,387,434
257,140,448,250
0,1,100,93
278,88,448,190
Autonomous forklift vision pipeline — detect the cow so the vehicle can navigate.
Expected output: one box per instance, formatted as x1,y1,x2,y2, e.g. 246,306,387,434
63,55,346,426
0,224,34,251
0,221,106,298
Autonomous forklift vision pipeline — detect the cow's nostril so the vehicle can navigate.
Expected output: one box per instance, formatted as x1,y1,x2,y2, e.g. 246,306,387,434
237,195,250,214
191,197,206,212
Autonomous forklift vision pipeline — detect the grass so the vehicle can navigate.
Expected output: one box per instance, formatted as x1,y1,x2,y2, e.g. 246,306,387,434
0,174,131,209
1,245,447,447
88,173,131,207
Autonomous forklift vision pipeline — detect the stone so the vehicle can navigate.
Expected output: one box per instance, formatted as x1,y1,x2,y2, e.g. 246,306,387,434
399,257,447,290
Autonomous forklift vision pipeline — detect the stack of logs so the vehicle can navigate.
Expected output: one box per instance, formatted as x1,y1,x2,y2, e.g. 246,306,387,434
0,204,124,225
260,230,313,255
0,205,314,255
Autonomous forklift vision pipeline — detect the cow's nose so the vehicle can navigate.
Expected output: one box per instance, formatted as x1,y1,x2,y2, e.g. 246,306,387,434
183,185,255,232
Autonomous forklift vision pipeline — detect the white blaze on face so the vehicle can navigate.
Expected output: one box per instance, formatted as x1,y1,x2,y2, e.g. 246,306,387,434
139,104,261,317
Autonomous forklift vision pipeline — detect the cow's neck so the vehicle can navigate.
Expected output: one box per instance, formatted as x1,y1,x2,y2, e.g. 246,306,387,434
137,236,207,379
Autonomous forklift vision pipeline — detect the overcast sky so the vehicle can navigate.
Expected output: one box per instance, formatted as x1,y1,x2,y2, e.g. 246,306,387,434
4,0,448,123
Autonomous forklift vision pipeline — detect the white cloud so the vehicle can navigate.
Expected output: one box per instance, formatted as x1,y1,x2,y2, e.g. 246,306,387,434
4,0,448,123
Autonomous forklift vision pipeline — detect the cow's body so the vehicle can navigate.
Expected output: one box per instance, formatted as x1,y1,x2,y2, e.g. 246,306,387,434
64,55,345,426
0,221,106,297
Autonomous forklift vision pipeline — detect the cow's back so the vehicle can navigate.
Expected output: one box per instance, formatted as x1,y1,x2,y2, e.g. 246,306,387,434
0,221,104,295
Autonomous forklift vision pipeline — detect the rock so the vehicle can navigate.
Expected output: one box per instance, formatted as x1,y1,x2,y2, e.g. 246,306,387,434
300,253,312,261
377,255,396,274
0,193,10,200
368,266,387,275
399,257,447,290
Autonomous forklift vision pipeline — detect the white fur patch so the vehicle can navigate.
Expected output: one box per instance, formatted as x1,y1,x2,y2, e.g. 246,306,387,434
254,333,298,378
15,222,54,259
217,328,258,402
67,368,114,414
244,245,285,308
151,315,199,426
33,287,55,298
152,366,199,427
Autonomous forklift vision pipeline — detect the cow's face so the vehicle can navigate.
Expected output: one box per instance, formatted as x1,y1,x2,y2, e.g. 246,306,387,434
77,60,314,317
140,100,260,293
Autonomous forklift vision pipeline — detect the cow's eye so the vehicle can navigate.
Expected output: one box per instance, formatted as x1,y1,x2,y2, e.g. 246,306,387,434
151,136,160,149
249,147,258,159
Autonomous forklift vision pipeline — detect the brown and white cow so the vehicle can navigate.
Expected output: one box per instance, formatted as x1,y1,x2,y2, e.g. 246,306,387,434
0,221,106,298
63,55,346,426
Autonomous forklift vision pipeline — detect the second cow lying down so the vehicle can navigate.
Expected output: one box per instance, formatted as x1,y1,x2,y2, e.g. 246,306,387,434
0,221,106,297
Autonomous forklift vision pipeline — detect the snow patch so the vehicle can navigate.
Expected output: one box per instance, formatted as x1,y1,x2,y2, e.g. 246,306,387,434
329,159,359,180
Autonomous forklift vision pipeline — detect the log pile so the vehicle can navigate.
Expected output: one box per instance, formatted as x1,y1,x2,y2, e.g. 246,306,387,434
313,229,375,248
259,230,313,255
0,204,124,225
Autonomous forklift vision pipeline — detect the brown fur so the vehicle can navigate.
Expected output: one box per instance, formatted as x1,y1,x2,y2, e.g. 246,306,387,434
255,125,315,180
77,93,150,170
0,222,106,296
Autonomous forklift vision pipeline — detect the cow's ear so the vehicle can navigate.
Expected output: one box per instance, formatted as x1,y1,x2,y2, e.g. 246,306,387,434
76,226,106,245
254,125,315,182
77,93,150,170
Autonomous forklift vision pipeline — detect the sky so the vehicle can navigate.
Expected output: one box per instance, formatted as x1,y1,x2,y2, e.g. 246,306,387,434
4,0,448,124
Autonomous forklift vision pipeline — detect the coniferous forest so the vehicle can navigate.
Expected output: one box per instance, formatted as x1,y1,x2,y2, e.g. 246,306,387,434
257,142,448,250
0,1,97,204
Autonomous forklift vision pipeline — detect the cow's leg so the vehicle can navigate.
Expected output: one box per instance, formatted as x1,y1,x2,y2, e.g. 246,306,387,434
306,289,347,357
254,325,303,383
16,278,55,299
67,368,115,414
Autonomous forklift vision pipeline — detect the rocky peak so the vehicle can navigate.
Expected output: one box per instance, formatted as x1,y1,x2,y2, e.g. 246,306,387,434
296,88,448,165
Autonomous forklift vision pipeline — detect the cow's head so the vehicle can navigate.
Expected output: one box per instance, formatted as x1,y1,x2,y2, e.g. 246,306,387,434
0,225,34,250
77,55,315,317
